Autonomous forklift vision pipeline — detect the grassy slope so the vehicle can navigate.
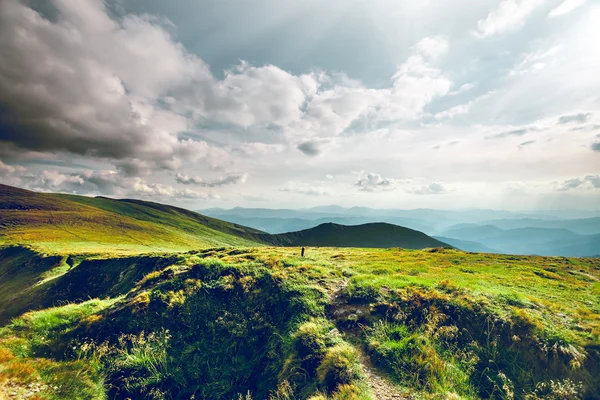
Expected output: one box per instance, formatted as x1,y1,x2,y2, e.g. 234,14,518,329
0,246,598,399
0,184,264,254
265,222,450,249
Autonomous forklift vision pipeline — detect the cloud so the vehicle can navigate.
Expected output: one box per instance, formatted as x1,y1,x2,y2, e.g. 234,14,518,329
432,140,462,150
558,112,592,124
434,103,472,120
114,159,152,177
0,1,200,164
0,160,26,177
557,175,600,191
549,0,586,17
297,141,322,156
23,169,215,200
413,35,450,60
0,0,314,172
379,37,452,121
448,83,476,96
279,181,331,196
487,125,544,139
0,0,455,178
508,46,561,77
519,140,536,148
175,172,248,187
489,128,529,139
474,0,546,37
355,172,396,192
237,143,285,157
591,142,600,152
407,182,447,195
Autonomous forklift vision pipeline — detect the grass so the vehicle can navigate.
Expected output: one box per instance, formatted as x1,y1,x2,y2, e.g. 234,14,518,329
0,184,264,255
0,299,118,400
1,246,598,399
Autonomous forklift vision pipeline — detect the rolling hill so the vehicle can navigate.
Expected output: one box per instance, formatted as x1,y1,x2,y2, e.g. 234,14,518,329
0,184,449,254
263,222,451,249
0,184,266,254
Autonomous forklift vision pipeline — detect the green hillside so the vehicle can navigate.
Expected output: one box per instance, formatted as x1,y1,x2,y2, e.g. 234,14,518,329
0,185,451,255
266,222,450,249
0,184,265,254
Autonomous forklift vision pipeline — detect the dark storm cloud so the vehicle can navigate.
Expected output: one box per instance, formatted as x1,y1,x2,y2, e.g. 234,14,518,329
0,0,195,163
558,112,592,124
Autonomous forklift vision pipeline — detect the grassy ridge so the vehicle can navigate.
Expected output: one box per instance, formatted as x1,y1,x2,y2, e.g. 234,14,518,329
265,222,451,249
0,185,452,255
0,184,264,254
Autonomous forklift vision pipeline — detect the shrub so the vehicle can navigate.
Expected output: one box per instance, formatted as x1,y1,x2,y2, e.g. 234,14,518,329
365,322,444,391
343,281,381,304
524,379,584,400
331,384,363,400
316,343,362,390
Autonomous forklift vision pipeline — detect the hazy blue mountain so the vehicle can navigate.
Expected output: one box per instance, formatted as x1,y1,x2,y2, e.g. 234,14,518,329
433,237,500,253
543,234,600,257
439,226,599,256
475,217,600,235
199,207,566,232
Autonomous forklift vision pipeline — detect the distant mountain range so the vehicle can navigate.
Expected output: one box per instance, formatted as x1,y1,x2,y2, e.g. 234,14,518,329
199,206,600,257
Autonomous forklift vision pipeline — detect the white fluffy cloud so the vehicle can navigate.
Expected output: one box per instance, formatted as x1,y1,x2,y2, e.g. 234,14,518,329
355,172,397,192
549,0,586,17
475,0,546,37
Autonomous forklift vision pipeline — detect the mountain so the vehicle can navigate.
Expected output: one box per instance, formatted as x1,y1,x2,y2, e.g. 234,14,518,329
475,217,600,235
439,224,600,256
0,184,448,254
433,237,499,253
262,222,451,249
439,225,506,241
199,206,570,234
205,214,432,234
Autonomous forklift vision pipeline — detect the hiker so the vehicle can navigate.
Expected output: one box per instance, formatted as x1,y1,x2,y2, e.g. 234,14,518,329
301,247,305,257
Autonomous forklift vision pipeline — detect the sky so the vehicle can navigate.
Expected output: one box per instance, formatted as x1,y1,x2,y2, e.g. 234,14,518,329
0,0,599,210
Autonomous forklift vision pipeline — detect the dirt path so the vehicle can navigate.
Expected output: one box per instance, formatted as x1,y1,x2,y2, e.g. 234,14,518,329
358,349,410,400
327,281,409,399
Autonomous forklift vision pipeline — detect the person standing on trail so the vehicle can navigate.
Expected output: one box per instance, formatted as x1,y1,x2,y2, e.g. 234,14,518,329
301,247,305,257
